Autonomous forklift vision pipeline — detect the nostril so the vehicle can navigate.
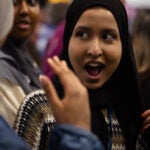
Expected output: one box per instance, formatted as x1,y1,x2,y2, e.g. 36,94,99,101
86,48,102,57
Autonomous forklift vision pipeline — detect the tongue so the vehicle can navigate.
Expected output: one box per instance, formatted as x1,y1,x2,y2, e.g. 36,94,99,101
87,68,100,76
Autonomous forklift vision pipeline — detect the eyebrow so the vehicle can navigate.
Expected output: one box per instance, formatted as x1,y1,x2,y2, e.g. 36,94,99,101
74,26,118,33
102,29,118,33
74,26,92,32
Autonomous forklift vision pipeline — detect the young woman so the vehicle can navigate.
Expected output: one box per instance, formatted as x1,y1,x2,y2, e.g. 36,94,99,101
15,0,150,149
51,0,150,149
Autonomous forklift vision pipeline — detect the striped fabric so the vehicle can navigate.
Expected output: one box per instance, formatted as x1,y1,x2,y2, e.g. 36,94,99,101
14,90,150,149
102,108,150,150
14,89,56,150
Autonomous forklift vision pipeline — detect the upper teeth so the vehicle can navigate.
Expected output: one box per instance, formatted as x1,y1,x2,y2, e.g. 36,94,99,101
88,63,100,67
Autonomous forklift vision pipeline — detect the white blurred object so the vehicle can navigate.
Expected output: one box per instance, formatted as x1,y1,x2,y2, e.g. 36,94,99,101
0,0,14,41
126,0,150,8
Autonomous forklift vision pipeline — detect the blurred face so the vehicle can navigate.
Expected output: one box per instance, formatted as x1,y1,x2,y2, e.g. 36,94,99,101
68,7,122,89
10,0,40,43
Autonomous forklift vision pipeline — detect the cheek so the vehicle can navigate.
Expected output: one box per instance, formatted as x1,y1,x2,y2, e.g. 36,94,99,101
113,50,121,65
14,9,19,23
106,46,122,71
68,44,77,69
114,45,122,67
68,40,79,64
31,8,40,27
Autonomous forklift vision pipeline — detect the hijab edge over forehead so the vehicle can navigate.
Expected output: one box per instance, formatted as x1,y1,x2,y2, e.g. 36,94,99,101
62,0,127,61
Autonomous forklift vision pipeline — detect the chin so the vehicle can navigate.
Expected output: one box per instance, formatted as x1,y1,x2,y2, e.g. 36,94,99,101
83,82,103,90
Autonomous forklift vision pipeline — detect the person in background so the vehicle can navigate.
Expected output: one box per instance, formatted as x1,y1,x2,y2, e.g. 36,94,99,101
30,1,55,66
0,0,43,127
0,0,34,149
27,0,48,68
132,9,150,110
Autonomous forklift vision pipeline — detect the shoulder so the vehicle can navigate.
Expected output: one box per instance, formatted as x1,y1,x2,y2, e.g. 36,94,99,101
14,89,55,150
0,78,25,127
0,50,19,83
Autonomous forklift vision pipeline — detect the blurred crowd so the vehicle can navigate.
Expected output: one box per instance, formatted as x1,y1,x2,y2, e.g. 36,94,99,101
27,0,71,69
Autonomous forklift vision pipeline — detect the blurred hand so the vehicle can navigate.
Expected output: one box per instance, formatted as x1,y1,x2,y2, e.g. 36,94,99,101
141,109,150,132
40,56,91,131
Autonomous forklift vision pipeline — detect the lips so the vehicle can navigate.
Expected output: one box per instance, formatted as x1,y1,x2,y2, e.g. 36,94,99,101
85,62,104,79
17,20,30,30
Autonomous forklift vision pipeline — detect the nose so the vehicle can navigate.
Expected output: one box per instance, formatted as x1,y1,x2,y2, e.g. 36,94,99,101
87,38,102,58
18,0,29,15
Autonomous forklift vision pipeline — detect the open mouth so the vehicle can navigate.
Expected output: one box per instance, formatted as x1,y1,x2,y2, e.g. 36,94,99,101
85,62,104,77
17,20,30,30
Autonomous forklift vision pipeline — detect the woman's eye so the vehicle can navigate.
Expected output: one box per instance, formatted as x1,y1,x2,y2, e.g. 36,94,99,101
76,31,88,39
103,34,116,42
27,0,38,6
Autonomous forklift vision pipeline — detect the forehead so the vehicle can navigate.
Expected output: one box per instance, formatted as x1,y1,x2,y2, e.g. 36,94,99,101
75,7,118,30
81,7,114,20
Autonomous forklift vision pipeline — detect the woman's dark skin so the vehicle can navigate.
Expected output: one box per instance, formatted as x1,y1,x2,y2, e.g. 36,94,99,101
10,0,40,44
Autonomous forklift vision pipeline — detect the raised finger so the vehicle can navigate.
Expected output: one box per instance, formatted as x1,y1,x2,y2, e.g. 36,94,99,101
47,57,81,92
39,75,62,110
141,109,150,118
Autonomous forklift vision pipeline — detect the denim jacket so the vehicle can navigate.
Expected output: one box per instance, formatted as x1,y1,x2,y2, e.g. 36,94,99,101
0,116,104,150
49,124,104,150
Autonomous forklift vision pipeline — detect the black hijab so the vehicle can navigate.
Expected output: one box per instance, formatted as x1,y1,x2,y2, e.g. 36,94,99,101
54,0,145,149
